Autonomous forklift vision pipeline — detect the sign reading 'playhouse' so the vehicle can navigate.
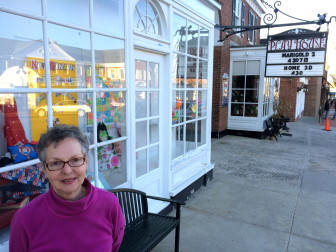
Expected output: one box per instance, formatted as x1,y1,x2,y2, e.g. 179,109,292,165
265,30,328,77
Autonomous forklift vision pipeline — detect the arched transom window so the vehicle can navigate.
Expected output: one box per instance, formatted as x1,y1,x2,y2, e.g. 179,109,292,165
133,0,162,36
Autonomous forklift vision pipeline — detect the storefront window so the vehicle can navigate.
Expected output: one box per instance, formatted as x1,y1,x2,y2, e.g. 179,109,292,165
171,13,209,159
0,2,127,231
231,60,260,117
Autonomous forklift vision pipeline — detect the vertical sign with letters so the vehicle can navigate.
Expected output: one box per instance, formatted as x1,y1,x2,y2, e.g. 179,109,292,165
265,30,328,77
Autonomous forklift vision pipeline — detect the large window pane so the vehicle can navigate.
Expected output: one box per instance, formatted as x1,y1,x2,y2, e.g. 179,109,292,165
149,119,159,144
149,91,159,116
93,0,124,36
245,104,258,117
94,35,125,88
232,61,245,75
246,75,259,89
0,0,42,15
48,0,90,27
173,14,187,52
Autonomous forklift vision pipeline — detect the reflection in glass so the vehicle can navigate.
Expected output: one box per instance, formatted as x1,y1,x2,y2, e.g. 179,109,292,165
173,14,187,52
231,104,244,116
198,60,208,88
172,54,185,88
197,119,206,147
186,122,196,152
136,91,147,119
136,149,147,178
198,91,207,118
0,13,43,89
149,145,159,171
135,60,147,88
149,119,159,144
199,28,209,59
93,0,124,36
172,125,184,159
136,121,147,148
231,90,244,103
0,0,42,15
245,90,258,103
94,34,125,88
149,62,159,88
232,76,245,88
48,24,91,88
48,0,90,27
149,91,159,117
244,104,258,117
186,57,197,88
186,21,199,56
246,75,259,89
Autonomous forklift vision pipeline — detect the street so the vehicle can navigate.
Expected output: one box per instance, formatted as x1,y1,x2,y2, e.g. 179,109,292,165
153,117,336,252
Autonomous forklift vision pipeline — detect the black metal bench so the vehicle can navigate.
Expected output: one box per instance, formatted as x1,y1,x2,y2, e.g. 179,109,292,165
261,118,292,141
109,188,185,252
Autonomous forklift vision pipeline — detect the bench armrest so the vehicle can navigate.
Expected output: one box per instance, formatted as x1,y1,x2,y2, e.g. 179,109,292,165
146,195,185,206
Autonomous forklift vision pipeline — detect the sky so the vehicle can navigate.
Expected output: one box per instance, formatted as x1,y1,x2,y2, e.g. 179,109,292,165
259,0,336,38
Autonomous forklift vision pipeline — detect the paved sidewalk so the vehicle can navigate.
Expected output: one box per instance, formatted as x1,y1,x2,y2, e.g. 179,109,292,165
153,117,336,252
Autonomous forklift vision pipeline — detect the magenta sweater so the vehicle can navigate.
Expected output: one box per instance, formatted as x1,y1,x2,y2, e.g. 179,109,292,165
9,179,125,252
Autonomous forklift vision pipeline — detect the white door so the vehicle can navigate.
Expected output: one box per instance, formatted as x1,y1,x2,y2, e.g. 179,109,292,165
133,50,164,200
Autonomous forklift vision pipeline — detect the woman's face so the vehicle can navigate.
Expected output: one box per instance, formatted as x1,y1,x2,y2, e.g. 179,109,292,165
44,137,87,201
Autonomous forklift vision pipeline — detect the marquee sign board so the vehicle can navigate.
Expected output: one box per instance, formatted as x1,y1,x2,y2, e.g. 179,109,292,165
265,30,328,77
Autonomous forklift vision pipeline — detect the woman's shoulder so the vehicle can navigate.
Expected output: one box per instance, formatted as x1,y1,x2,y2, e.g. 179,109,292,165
12,193,48,221
93,187,119,202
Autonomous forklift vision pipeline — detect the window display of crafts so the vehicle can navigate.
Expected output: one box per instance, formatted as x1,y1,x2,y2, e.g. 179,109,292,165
35,100,91,117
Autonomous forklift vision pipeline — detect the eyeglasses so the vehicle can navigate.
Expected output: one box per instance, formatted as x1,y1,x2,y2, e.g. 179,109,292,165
45,157,86,171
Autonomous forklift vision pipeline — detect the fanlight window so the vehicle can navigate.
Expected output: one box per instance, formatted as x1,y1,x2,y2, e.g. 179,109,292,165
133,0,162,36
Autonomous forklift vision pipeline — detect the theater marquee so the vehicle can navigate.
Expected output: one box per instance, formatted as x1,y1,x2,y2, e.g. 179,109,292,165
265,30,328,77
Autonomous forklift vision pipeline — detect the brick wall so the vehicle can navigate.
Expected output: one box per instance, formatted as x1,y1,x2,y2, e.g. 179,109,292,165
212,0,263,136
279,78,298,121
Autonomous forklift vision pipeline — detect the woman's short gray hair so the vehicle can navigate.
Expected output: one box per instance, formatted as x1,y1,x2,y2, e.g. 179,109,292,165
37,124,89,164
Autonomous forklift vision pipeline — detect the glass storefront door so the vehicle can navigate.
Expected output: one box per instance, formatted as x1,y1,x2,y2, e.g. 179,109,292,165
133,50,163,198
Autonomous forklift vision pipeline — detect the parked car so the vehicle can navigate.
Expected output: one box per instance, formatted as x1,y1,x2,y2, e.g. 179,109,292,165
35,100,91,117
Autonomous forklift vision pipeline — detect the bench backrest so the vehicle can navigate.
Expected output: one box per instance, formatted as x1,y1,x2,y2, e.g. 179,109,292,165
109,188,148,227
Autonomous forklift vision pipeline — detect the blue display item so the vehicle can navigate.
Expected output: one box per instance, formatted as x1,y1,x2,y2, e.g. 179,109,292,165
8,144,38,164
